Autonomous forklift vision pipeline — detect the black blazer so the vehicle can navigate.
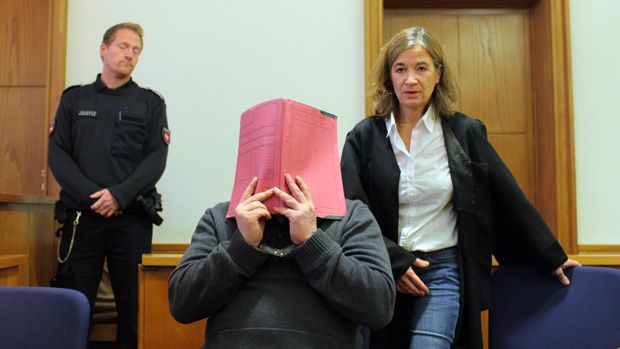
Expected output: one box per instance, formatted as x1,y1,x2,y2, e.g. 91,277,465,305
341,113,568,349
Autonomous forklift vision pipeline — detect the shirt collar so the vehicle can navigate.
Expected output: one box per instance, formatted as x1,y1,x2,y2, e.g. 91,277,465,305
93,74,136,94
385,105,437,139
385,112,397,139
420,105,437,133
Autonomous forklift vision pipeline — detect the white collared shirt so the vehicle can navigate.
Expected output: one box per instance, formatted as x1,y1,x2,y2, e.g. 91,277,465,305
385,107,458,252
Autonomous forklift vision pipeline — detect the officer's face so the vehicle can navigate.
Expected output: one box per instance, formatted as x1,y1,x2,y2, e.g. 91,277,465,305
100,28,143,79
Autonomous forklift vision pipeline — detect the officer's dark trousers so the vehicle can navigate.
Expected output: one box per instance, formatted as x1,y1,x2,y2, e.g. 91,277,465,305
56,210,152,349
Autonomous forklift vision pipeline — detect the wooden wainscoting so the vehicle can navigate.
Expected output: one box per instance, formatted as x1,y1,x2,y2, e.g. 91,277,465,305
0,254,29,286
139,252,205,349
0,194,57,286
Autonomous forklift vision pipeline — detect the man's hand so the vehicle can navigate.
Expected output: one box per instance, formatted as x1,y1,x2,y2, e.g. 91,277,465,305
90,189,120,218
235,177,274,247
396,259,430,296
552,258,582,285
272,174,317,245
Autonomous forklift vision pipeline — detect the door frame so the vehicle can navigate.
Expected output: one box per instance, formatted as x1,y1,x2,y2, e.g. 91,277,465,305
364,0,576,253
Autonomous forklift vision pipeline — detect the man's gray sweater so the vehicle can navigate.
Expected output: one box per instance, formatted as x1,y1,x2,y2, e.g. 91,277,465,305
168,199,395,349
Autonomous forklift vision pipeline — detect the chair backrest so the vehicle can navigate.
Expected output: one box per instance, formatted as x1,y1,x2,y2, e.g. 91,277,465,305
490,265,620,349
0,286,90,349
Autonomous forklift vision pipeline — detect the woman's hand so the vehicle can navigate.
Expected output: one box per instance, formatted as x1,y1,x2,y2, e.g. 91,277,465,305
552,258,582,285
396,259,431,296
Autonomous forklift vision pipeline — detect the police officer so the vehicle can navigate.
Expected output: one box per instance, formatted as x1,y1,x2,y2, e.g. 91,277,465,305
48,22,169,349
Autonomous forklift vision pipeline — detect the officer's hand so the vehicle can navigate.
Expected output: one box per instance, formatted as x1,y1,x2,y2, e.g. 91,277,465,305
90,189,120,218
273,174,317,245
235,177,273,247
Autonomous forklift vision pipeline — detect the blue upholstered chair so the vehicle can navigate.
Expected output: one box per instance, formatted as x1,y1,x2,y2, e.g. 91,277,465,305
0,286,90,349
490,265,620,349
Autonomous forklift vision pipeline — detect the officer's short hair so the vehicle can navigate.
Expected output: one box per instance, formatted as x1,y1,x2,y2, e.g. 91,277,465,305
102,22,144,49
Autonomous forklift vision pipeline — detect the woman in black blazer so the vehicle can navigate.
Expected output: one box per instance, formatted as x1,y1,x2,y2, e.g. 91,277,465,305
341,26,580,349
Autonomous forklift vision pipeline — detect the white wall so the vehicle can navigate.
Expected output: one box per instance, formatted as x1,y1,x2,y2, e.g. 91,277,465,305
570,0,620,244
66,0,365,243
67,1,619,245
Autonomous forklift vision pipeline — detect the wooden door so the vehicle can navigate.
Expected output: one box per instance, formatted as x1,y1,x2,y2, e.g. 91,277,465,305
0,0,49,195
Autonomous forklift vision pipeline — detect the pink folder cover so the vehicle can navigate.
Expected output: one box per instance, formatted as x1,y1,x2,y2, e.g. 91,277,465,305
226,98,346,219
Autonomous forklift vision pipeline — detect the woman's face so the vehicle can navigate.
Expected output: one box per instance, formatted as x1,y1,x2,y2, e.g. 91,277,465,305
390,45,441,117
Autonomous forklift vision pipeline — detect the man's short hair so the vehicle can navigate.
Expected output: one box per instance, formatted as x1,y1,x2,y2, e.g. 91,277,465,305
102,22,144,48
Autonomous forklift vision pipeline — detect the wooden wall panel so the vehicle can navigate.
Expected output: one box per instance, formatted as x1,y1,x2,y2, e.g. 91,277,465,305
531,0,576,251
457,13,531,133
0,267,19,286
0,87,47,195
139,265,206,349
0,0,49,85
0,198,57,286
0,0,67,286
383,11,461,77
488,134,535,201
0,210,30,252
46,0,68,197
28,208,57,285
0,254,29,286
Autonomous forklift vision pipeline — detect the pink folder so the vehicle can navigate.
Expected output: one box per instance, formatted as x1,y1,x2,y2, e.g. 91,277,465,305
226,98,346,219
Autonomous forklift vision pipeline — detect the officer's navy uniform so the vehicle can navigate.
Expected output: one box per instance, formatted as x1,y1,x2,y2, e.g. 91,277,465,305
48,74,169,349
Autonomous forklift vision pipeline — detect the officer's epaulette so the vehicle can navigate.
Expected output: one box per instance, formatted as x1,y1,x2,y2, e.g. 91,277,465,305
143,87,165,102
62,84,83,94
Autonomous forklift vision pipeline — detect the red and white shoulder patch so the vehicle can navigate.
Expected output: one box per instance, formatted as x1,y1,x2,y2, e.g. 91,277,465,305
162,126,171,144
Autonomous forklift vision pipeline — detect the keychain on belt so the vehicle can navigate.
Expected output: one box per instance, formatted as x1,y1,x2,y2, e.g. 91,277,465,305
57,211,82,263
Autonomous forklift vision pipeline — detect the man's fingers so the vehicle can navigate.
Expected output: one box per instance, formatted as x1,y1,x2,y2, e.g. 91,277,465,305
90,197,103,211
249,207,272,221
272,186,299,209
284,174,306,202
251,188,274,202
294,175,313,204
240,177,258,202
272,206,293,218
244,202,272,217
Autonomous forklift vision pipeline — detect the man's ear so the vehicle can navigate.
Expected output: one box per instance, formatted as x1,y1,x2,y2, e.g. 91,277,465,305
99,43,108,62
